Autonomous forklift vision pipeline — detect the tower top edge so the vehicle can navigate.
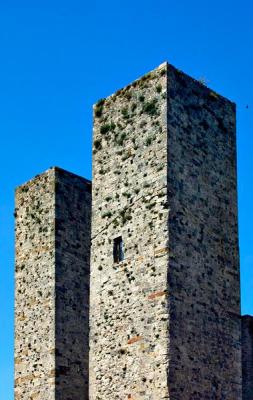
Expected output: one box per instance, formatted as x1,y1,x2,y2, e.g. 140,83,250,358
93,60,235,106
15,166,91,192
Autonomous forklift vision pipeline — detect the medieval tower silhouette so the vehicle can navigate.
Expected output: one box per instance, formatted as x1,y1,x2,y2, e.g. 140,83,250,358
14,62,252,399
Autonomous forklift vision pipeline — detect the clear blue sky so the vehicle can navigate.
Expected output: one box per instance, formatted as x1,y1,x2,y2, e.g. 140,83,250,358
0,1,252,398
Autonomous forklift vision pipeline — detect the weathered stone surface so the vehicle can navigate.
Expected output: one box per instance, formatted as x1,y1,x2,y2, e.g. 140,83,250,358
90,62,242,399
90,63,169,399
167,64,241,399
242,315,253,399
14,167,91,400
14,61,245,399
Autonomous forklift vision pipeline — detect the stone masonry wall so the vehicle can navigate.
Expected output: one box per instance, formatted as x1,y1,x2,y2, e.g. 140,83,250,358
15,169,56,400
55,168,91,400
90,63,170,399
90,62,241,399
242,315,253,399
167,65,241,399
14,167,91,400
14,62,242,400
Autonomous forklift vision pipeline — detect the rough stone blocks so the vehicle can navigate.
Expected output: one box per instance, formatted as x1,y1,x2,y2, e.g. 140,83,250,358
90,62,241,399
14,167,91,400
242,315,253,399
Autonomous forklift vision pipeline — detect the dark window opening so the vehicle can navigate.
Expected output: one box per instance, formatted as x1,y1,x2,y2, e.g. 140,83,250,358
113,236,124,263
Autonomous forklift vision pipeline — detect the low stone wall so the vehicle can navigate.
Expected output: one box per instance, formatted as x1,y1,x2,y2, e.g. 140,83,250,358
242,315,253,399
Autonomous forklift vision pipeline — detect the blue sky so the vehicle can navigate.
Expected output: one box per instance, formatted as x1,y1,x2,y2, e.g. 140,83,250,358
0,1,252,398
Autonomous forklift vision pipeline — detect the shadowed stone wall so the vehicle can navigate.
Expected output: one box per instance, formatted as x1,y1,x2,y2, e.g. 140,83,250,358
14,167,91,400
242,315,253,399
90,62,241,399
167,64,241,399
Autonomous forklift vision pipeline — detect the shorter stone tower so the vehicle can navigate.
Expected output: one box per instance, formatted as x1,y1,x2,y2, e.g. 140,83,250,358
14,167,91,400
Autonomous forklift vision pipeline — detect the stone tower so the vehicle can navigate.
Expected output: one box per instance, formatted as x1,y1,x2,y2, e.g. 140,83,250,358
14,167,91,400
90,63,241,399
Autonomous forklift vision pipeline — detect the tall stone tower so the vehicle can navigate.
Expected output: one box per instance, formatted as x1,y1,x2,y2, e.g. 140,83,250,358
14,167,91,400
90,62,241,398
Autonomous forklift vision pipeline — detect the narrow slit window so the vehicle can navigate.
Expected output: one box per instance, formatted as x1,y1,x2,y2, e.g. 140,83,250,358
113,236,124,263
